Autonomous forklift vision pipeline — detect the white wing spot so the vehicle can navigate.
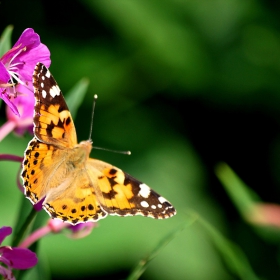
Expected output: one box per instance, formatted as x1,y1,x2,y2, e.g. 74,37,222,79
45,70,51,78
158,204,162,208
42,90,47,98
158,196,167,204
49,85,60,98
140,201,149,208
40,82,44,88
151,205,156,209
139,183,151,198
42,76,45,80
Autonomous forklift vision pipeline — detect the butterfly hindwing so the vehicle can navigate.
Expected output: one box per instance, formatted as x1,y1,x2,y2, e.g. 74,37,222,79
43,170,108,224
21,62,176,225
22,137,56,204
87,159,176,219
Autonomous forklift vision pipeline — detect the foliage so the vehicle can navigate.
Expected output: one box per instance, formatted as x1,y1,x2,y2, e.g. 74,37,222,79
1,0,280,279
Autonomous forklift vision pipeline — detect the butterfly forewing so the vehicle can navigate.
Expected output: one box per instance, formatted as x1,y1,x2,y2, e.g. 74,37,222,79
21,62,176,225
33,63,77,147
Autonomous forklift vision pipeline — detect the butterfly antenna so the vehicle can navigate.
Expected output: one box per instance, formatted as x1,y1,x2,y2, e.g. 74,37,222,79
93,146,131,155
88,94,98,141
89,95,131,156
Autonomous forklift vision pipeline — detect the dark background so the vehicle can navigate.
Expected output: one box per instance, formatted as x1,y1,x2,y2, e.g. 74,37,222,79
1,0,280,279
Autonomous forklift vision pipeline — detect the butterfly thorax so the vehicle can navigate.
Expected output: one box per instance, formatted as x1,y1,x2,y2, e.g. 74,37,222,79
33,140,93,203
70,140,92,167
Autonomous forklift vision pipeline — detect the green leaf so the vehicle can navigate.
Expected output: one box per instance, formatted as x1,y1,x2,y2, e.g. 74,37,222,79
127,217,196,280
12,195,37,247
17,211,51,280
215,162,260,220
65,78,89,120
0,25,13,57
197,212,260,280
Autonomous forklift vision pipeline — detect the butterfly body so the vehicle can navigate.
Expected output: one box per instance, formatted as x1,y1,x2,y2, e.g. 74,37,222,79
21,63,176,225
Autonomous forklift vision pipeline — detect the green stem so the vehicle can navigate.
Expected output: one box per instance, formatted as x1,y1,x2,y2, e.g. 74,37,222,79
12,207,37,247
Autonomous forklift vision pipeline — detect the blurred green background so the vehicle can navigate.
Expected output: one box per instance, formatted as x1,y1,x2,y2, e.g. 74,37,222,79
1,0,280,279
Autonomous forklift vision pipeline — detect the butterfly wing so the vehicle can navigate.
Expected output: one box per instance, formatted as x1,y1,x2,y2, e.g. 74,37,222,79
22,138,107,224
22,138,58,204
33,62,77,148
42,169,108,224
22,62,78,207
87,159,176,219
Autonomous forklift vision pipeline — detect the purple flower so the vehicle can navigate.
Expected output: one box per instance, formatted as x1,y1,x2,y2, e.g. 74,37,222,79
0,28,51,140
67,223,97,239
0,226,37,280
46,219,97,239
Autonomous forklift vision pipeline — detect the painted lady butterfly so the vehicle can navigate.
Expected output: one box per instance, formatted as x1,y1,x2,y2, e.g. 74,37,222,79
21,63,176,225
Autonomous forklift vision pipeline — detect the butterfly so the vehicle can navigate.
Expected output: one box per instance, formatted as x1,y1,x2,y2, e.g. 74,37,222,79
21,63,176,225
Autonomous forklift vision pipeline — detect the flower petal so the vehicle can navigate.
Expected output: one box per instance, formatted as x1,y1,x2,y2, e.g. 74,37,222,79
13,28,40,50
1,28,40,64
33,199,44,212
16,43,51,81
0,227,12,244
0,28,51,121
0,92,20,116
0,265,15,280
68,223,97,239
0,248,13,267
6,84,34,121
1,28,51,83
0,62,10,83
1,247,37,269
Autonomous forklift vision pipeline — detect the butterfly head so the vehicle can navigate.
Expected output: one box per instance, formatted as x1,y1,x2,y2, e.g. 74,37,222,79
78,140,93,154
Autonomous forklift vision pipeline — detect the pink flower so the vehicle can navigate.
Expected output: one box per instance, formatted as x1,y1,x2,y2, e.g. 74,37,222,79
0,28,51,140
248,203,280,228
19,220,97,249
0,226,37,280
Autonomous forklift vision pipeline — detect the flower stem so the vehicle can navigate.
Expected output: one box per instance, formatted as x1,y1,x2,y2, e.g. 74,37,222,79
12,207,37,247
19,225,51,248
